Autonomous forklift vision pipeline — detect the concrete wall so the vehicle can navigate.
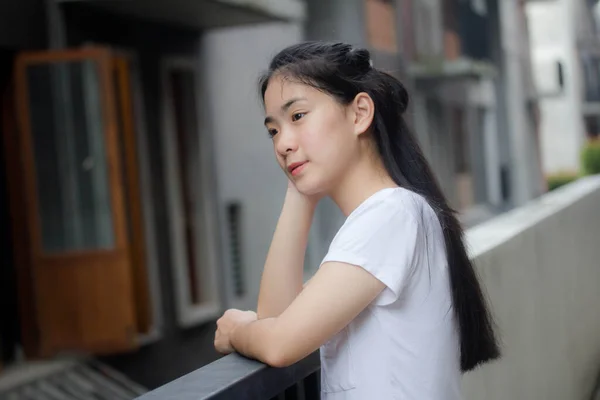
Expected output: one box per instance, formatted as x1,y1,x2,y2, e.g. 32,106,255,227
463,176,600,399
526,0,586,175
200,22,303,312
305,0,367,46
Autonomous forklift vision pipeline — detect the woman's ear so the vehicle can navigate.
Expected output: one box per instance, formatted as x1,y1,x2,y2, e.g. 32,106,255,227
351,92,375,137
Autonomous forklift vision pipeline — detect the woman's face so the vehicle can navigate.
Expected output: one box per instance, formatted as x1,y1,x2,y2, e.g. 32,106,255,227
263,76,360,196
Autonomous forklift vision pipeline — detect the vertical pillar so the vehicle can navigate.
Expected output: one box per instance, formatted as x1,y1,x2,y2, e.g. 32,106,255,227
305,0,367,47
497,0,542,205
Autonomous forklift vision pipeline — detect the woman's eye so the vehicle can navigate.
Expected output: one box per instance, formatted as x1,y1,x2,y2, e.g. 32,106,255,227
292,112,306,122
267,128,278,138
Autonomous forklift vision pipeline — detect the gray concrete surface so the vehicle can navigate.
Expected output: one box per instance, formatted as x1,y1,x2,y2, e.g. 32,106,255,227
463,175,600,400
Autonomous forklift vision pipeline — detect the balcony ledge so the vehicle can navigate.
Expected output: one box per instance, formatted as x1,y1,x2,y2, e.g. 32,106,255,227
409,57,497,81
55,0,306,30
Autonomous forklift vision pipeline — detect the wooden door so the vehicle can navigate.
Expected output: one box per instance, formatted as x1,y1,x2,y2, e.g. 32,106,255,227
14,47,138,356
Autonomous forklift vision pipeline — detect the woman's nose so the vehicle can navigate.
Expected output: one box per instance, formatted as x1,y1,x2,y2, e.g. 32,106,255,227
276,129,298,156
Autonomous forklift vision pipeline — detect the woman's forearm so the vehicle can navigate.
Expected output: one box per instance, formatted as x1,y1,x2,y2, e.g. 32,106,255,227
256,191,315,319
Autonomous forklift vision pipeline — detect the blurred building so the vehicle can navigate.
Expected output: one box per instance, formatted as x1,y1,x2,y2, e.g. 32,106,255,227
0,0,543,391
527,0,600,177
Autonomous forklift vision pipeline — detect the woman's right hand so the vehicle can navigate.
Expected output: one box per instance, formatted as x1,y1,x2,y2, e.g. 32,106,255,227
286,179,321,209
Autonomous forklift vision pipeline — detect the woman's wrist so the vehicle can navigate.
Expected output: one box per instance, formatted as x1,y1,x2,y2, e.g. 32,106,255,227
284,187,318,213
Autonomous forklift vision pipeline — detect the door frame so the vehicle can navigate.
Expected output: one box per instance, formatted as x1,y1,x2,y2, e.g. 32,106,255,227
160,56,222,327
112,48,164,344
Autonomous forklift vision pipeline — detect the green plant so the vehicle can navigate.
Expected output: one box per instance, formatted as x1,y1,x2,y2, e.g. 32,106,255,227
546,172,579,191
581,140,600,175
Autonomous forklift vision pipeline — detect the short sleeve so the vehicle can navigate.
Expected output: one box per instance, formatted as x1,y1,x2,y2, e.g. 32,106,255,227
320,197,423,306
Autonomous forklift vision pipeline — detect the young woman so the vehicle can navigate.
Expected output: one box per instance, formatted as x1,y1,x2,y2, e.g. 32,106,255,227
214,41,500,399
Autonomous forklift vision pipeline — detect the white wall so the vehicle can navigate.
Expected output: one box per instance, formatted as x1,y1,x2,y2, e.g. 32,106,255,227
200,23,303,311
463,176,600,399
526,0,586,175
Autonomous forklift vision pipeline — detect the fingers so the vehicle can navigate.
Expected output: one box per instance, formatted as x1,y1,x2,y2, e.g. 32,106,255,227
214,324,233,355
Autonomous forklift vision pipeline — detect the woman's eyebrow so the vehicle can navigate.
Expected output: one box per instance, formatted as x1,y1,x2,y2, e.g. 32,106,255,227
264,97,307,126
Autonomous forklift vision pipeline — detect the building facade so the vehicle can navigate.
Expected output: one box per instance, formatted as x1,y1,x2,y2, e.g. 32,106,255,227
0,0,543,390
527,0,600,176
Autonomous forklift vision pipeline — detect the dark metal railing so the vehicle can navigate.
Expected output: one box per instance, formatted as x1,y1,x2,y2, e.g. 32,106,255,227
135,352,321,400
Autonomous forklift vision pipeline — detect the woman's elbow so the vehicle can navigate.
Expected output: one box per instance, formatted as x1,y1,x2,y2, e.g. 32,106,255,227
262,341,301,368
263,348,294,368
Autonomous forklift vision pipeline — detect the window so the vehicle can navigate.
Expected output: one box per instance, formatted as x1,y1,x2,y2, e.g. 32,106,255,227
581,54,600,103
584,115,600,139
27,61,114,253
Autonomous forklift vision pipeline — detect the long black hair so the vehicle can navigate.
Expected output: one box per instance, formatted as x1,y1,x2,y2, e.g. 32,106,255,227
259,41,500,372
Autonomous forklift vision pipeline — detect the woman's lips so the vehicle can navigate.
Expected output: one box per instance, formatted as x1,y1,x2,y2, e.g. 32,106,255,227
288,161,308,176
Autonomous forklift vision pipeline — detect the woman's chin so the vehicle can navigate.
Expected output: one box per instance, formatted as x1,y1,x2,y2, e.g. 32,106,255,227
295,181,327,198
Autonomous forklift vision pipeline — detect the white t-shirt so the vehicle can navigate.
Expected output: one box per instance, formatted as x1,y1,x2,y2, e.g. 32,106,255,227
319,187,461,400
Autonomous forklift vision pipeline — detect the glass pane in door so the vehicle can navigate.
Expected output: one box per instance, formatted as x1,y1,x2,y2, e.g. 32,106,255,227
26,61,114,253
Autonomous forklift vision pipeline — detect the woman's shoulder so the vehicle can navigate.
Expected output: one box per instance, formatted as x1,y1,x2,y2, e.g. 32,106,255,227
349,187,432,223
324,187,435,295
333,187,432,244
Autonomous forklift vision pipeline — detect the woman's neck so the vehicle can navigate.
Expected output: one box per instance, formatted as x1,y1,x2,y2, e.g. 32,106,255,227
329,156,398,217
